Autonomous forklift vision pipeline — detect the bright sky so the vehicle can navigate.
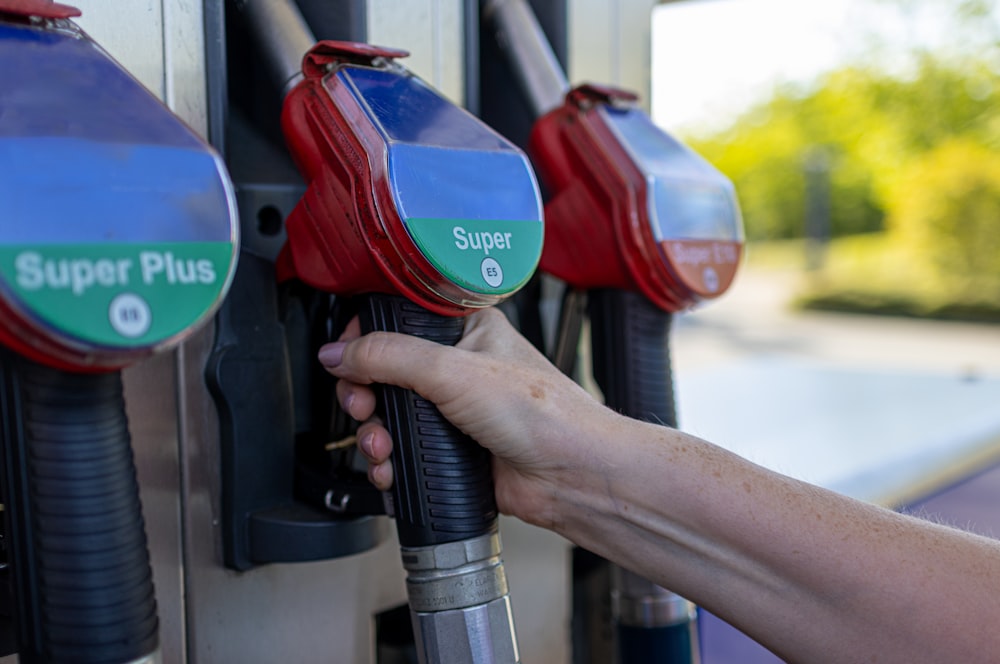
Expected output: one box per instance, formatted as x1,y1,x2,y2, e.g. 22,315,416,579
650,0,960,132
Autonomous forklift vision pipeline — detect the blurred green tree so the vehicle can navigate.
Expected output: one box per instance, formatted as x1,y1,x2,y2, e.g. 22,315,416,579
687,58,1000,242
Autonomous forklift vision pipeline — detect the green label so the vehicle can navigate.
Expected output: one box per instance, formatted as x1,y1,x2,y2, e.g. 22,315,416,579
0,242,235,348
406,218,543,295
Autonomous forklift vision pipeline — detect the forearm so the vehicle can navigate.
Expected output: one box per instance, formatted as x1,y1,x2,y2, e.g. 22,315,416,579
544,413,1000,663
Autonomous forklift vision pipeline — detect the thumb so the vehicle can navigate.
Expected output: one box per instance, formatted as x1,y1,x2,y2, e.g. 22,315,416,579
318,330,459,401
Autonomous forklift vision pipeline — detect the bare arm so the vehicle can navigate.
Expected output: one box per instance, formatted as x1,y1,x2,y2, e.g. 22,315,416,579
320,308,1000,664
554,415,1000,663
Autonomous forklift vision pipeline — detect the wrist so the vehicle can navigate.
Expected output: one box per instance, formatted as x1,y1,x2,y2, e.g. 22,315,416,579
533,408,647,539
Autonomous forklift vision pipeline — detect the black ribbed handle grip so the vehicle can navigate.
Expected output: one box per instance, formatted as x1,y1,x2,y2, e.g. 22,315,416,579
1,354,158,663
588,288,676,427
360,295,498,548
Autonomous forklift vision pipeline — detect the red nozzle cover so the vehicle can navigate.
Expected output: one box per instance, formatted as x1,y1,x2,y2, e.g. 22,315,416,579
301,41,409,76
279,41,470,317
529,85,680,310
528,84,741,312
566,83,638,107
0,0,80,19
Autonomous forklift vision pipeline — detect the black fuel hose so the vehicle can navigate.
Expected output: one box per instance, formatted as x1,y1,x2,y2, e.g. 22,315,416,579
589,289,676,427
0,350,158,663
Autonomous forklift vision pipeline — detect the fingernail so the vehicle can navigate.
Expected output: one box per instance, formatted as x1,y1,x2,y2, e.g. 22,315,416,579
318,342,345,367
359,432,374,457
342,392,355,417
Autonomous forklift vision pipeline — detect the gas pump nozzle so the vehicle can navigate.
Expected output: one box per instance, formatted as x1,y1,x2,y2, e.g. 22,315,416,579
236,3,543,662
0,4,238,662
484,2,744,663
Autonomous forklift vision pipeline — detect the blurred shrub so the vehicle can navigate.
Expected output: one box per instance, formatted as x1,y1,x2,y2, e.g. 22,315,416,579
887,137,1000,299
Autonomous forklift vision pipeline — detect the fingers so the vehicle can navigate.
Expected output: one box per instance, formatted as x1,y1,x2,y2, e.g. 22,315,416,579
335,378,377,421
319,328,457,402
356,421,392,463
317,307,521,495
367,460,393,492
356,421,394,491
323,316,395,490
316,316,364,378
338,315,362,342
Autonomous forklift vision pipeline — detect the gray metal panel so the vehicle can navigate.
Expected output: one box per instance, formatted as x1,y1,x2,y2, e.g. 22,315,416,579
175,324,409,663
499,518,573,663
123,352,187,664
568,0,656,110
366,0,465,105
568,0,614,84
73,1,167,101
75,0,208,131
163,0,210,134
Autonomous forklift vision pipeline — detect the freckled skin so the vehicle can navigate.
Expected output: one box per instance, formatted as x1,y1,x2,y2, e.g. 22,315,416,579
323,307,1000,664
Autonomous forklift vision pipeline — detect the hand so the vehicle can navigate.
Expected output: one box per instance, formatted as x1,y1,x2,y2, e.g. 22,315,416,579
318,307,614,528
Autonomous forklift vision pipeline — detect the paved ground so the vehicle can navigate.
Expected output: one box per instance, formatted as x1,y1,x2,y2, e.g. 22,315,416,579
670,265,1000,505
673,265,1000,378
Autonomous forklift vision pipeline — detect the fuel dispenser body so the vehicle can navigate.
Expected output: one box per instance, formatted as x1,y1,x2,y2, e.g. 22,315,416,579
0,1,676,661
0,3,238,662
483,2,745,662
529,84,744,664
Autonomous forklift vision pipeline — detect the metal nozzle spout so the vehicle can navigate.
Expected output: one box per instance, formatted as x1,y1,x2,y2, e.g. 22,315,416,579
612,566,697,628
402,532,520,663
